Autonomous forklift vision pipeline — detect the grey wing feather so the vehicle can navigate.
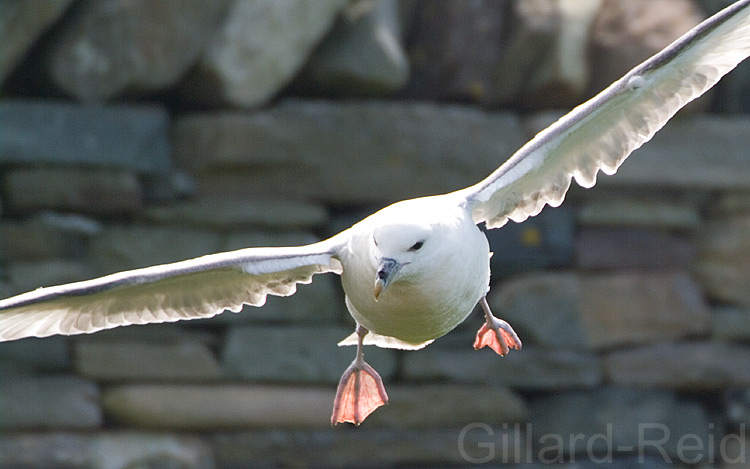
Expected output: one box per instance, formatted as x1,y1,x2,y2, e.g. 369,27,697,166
0,237,344,341
459,0,750,229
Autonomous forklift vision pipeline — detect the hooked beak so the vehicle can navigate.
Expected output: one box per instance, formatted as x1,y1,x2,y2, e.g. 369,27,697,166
373,258,402,301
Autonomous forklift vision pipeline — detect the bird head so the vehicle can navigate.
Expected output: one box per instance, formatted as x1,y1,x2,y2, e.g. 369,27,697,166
371,223,434,301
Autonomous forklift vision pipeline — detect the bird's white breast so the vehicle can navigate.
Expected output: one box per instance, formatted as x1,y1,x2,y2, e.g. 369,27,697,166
338,196,490,345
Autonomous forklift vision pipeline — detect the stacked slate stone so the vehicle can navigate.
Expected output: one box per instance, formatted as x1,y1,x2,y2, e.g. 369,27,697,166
2,0,750,467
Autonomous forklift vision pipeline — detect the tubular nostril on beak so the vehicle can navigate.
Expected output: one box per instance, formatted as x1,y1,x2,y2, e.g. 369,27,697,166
373,257,401,301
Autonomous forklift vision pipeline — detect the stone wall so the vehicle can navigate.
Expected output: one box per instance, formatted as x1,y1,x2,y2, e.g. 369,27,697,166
2,0,750,467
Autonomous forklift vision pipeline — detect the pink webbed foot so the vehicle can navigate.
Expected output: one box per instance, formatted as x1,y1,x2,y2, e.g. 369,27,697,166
331,360,388,425
331,325,388,425
473,296,522,356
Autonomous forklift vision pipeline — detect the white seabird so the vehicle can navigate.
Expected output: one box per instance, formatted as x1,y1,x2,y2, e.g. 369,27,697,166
3,0,750,425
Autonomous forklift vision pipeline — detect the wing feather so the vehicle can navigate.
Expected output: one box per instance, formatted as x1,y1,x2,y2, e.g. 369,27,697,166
0,238,344,341
460,0,750,229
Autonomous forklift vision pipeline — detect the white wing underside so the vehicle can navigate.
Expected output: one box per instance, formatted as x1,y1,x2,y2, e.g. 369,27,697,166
338,331,434,350
460,0,750,229
0,239,343,341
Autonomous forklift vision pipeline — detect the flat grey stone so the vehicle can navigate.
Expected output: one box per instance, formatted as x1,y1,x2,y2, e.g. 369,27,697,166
0,214,98,262
725,388,750,429
72,322,219,347
486,204,575,277
712,306,750,342
172,101,526,204
103,384,334,429
695,215,750,308
403,0,507,102
221,325,396,383
0,220,59,262
144,197,328,230
0,432,214,469
0,336,70,373
712,432,750,468
2,167,141,215
529,387,710,463
213,425,526,467
47,0,227,102
603,342,750,390
297,0,409,96
184,0,348,107
578,197,701,230
0,101,171,174
490,271,710,351
578,271,710,349
223,229,320,251
515,456,675,468
87,225,222,274
6,259,94,294
75,340,222,383
402,346,602,390
86,432,215,469
0,375,102,430
575,228,695,269
204,273,342,324
364,384,527,429
488,0,601,108
711,191,750,215
488,271,588,350
32,212,103,235
0,280,10,300
0,0,73,84
0,433,89,468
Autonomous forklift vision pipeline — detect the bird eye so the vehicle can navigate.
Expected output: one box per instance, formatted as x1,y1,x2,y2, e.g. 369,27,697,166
408,241,424,251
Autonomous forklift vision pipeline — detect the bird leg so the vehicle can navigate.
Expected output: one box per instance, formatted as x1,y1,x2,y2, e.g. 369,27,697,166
473,296,522,356
331,324,389,425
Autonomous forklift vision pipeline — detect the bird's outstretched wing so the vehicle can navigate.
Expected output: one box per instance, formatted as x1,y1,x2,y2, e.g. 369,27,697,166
0,238,344,341
460,0,750,229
